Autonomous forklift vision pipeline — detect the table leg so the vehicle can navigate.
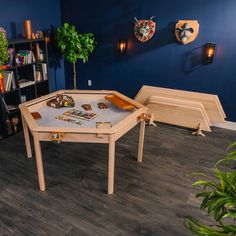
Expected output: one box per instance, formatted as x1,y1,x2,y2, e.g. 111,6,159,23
22,115,32,158
108,134,115,194
33,133,46,191
137,120,145,163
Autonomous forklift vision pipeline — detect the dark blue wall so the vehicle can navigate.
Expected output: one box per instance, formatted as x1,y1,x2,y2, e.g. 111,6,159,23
1,0,65,90
61,0,236,121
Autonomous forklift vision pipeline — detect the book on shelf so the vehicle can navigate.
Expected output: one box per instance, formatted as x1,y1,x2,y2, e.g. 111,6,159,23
33,63,48,82
33,43,44,61
15,50,35,65
2,71,16,92
18,79,35,88
42,63,48,80
7,48,15,67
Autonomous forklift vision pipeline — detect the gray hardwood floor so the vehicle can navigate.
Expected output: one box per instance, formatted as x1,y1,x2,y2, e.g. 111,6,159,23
0,124,235,236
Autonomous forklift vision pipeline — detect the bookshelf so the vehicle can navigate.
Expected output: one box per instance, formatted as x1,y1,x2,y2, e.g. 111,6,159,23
0,38,50,140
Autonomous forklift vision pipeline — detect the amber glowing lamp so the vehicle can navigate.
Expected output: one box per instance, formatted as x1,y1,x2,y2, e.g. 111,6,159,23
205,43,216,64
118,39,127,55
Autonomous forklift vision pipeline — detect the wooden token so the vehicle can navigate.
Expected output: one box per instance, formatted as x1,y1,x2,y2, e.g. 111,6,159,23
98,102,108,109
31,112,41,120
82,104,92,111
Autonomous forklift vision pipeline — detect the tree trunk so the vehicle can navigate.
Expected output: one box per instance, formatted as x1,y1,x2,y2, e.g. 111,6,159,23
73,62,77,90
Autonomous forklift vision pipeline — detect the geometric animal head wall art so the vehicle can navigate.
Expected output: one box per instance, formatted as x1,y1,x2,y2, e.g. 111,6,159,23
175,20,199,45
134,16,156,43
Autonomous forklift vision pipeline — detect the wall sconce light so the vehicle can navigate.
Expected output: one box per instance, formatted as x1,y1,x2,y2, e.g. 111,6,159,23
204,42,216,64
118,39,127,55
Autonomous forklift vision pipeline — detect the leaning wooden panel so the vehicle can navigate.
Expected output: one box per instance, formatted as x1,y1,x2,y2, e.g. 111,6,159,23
147,97,211,132
147,96,212,126
135,85,226,123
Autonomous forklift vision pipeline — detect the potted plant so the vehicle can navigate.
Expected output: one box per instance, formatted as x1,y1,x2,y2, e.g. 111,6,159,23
185,142,236,235
56,23,96,89
0,32,9,92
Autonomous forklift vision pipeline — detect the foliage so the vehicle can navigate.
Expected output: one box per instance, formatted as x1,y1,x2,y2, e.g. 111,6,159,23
0,32,9,72
185,142,236,235
55,23,96,64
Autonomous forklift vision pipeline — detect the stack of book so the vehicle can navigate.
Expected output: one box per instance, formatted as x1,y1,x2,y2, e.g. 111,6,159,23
1,71,16,92
18,79,35,88
33,63,48,82
15,50,35,65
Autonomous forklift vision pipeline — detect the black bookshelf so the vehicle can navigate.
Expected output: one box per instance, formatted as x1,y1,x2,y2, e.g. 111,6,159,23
0,38,50,139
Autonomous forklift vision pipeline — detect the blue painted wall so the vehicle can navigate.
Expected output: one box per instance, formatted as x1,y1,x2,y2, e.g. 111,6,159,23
1,0,65,90
61,0,236,121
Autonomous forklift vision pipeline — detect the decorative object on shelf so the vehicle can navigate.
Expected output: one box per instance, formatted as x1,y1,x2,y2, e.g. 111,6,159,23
47,94,75,109
11,116,19,133
204,42,216,64
32,31,44,39
0,27,7,38
24,20,32,39
175,20,199,45
134,16,156,42
118,39,127,55
56,23,96,90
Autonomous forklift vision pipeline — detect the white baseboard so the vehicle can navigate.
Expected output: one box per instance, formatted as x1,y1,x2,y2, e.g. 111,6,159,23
212,121,236,131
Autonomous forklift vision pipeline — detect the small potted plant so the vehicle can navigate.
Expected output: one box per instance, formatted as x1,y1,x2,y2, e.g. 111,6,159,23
185,142,236,235
0,32,9,92
56,23,96,89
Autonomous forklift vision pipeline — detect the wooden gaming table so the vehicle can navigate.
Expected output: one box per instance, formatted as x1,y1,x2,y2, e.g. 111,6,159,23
19,90,148,194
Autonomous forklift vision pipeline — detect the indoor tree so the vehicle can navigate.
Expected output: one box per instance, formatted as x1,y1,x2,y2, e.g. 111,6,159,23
185,142,236,235
56,23,96,89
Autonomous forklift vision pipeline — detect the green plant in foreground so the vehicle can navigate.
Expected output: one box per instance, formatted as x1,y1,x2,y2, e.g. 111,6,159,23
0,32,9,73
185,142,236,236
56,23,96,89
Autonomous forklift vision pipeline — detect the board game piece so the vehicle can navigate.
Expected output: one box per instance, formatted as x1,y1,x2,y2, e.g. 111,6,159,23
55,115,82,125
63,109,97,121
96,122,112,138
105,94,135,110
98,102,108,109
82,104,92,111
31,112,41,120
47,94,75,109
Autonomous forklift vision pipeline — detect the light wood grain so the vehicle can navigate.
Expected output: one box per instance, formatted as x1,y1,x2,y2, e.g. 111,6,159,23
108,134,115,194
21,115,32,158
20,90,147,193
137,120,145,162
33,132,45,191
135,85,226,123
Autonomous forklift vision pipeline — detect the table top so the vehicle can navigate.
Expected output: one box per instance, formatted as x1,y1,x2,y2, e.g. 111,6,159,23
30,95,131,129
20,90,147,133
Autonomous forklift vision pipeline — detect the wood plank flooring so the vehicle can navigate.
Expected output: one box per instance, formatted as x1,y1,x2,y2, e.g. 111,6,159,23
0,124,235,236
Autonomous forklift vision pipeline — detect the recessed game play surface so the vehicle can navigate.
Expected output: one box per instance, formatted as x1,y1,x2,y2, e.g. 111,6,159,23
19,90,148,194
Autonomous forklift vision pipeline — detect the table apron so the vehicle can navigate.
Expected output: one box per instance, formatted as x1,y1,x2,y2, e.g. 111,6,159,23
38,132,110,143
113,119,140,141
